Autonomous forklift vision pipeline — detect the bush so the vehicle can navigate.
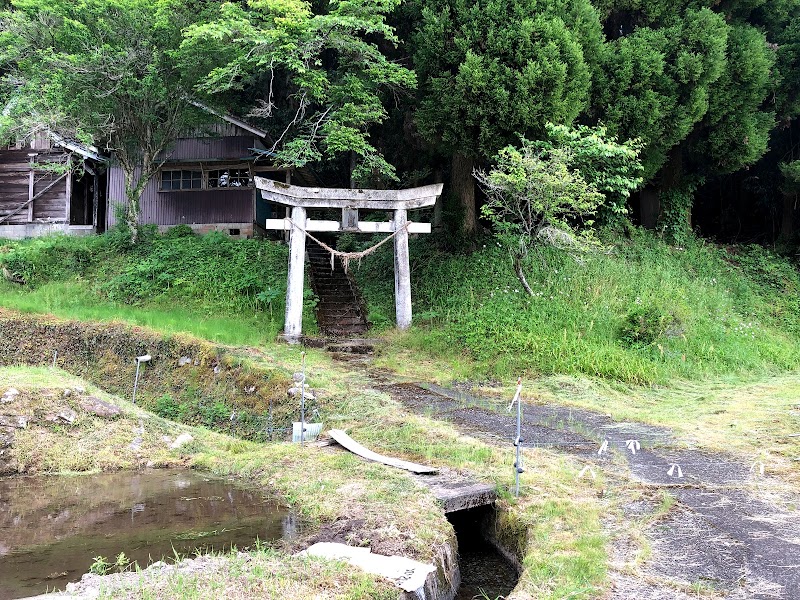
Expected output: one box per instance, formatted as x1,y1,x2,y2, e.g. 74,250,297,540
101,233,288,311
0,234,110,286
619,305,682,347
164,224,196,239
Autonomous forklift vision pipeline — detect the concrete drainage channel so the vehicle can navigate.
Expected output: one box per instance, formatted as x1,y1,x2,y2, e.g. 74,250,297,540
419,504,522,600
392,502,522,600
327,429,521,600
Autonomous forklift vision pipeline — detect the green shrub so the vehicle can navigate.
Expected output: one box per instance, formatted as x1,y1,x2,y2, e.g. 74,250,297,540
153,393,183,420
0,234,110,286
619,305,682,347
164,224,196,239
354,229,800,384
101,233,288,311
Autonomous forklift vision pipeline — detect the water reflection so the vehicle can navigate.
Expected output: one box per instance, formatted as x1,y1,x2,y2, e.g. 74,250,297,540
0,469,293,600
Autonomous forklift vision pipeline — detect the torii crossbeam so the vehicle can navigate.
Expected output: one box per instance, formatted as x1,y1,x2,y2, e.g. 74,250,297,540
255,178,444,342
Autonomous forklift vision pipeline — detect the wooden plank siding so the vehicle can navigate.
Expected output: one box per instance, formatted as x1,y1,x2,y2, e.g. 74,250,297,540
0,149,69,225
162,136,260,162
107,165,256,227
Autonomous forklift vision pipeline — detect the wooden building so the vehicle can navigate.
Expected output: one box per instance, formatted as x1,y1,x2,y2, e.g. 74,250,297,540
106,112,315,238
0,132,107,239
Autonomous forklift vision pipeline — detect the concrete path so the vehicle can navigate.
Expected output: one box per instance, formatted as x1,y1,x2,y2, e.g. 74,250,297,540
386,382,800,600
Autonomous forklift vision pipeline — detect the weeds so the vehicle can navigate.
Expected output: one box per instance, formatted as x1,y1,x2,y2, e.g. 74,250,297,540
357,230,800,384
0,228,304,344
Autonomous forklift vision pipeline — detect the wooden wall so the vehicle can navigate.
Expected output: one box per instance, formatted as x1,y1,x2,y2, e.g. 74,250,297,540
0,149,69,225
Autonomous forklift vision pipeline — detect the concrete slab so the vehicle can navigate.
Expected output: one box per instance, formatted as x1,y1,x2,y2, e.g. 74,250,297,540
298,542,436,593
415,473,497,513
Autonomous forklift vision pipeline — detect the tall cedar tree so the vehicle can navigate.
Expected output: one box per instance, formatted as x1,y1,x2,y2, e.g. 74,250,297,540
591,1,777,239
412,0,603,235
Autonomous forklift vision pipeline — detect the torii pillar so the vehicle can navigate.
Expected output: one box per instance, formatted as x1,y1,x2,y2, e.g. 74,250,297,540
255,179,443,343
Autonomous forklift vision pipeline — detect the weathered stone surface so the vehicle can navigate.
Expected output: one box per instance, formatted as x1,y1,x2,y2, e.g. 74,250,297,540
56,409,77,424
298,542,436,593
287,387,315,400
413,473,497,513
293,372,305,383
62,389,72,398
170,433,194,449
79,396,122,419
0,428,14,449
0,415,28,429
178,356,192,367
1,388,20,404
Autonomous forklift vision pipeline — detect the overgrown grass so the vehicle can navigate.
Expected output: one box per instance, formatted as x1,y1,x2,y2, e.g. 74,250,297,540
0,281,271,345
0,228,320,343
356,230,800,384
95,548,398,600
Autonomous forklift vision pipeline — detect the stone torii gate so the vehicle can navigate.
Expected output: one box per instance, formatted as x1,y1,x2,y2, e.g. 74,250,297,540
255,178,444,342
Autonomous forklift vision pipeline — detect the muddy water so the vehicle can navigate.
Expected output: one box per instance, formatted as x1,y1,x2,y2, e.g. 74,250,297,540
449,508,518,600
0,469,294,600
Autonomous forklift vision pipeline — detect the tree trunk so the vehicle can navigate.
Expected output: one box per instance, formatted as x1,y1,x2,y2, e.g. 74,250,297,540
639,187,660,230
451,152,476,235
433,167,444,229
512,253,534,296
121,163,150,243
656,145,692,239
349,151,357,189
780,191,796,240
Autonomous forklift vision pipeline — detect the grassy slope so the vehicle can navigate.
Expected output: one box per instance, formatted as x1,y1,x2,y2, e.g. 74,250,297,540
3,230,800,598
0,230,318,345
357,231,800,384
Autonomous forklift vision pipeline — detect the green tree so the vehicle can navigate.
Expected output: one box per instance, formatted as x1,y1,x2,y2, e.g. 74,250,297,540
532,123,643,223
759,0,800,239
590,2,777,241
0,0,211,236
476,140,604,294
181,0,416,184
412,0,602,235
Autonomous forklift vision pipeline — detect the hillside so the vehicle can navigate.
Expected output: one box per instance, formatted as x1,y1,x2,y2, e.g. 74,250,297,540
2,228,800,599
3,228,799,386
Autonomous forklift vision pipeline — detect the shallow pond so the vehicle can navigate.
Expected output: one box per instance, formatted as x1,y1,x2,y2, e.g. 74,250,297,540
0,469,294,599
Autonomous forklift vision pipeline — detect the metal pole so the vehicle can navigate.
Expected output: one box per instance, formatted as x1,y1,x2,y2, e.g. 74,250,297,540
300,351,306,446
132,355,151,405
508,377,524,497
132,360,141,405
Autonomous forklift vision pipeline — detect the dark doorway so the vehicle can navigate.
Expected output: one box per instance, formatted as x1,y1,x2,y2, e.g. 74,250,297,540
69,164,106,230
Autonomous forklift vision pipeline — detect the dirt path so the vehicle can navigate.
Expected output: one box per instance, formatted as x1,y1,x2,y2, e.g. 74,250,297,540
383,382,800,600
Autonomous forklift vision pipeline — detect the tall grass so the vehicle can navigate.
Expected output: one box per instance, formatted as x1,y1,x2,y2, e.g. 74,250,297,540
0,228,299,345
355,230,800,384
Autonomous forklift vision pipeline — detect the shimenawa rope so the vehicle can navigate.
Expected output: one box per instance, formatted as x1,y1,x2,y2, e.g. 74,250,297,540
287,218,409,273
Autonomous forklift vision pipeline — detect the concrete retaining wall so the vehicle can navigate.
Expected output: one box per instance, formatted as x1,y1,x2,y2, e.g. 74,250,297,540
0,224,95,240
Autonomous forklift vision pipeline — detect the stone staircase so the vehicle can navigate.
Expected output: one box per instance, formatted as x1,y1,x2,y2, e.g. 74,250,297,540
307,237,371,338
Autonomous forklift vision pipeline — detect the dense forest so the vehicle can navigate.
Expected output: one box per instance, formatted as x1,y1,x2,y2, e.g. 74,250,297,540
0,0,799,245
